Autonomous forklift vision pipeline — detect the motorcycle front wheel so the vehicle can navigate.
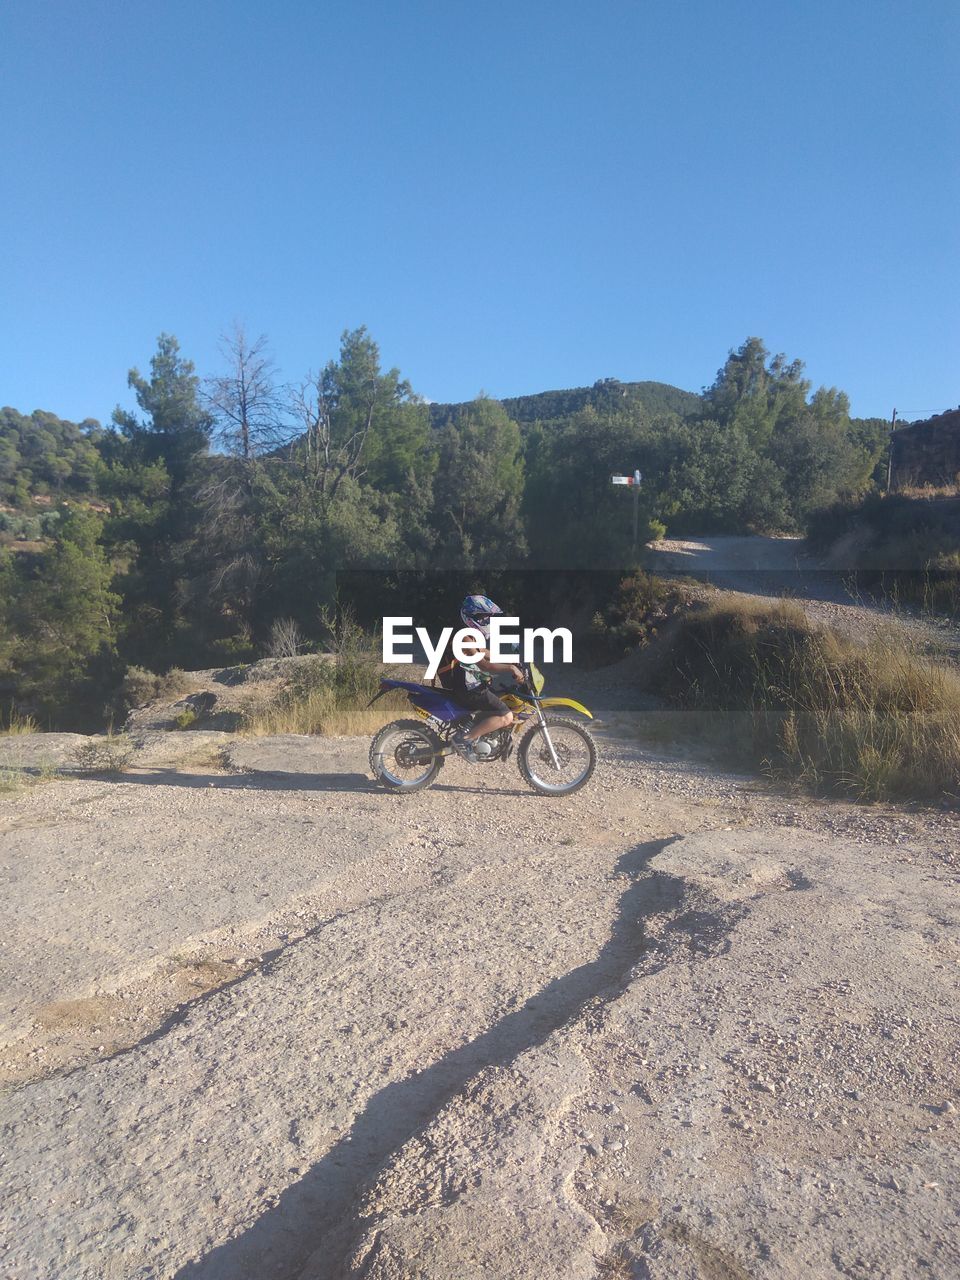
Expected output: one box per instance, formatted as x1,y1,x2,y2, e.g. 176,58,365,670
369,719,443,792
517,714,596,796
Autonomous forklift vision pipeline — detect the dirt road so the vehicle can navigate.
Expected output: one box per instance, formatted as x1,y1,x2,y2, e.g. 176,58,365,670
646,533,960,659
2,722,959,1279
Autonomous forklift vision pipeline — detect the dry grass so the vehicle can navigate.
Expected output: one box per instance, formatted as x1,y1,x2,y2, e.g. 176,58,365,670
1,709,39,735
653,595,960,804
763,633,960,802
897,482,960,500
242,620,406,738
0,765,28,793
808,492,960,617
243,686,404,738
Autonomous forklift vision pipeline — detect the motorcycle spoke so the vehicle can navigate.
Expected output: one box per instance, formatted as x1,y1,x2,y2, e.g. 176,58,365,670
523,722,594,792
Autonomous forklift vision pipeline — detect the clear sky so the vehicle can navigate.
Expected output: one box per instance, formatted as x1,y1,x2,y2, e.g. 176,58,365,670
2,0,957,425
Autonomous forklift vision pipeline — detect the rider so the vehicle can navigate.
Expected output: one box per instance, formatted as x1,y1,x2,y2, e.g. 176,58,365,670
439,594,524,762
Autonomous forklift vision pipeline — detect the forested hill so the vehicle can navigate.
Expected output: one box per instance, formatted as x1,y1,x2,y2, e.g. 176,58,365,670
1,329,898,731
0,407,103,505
429,378,701,428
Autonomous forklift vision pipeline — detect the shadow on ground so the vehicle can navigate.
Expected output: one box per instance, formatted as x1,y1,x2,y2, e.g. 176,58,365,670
170,836,728,1280
38,767,534,798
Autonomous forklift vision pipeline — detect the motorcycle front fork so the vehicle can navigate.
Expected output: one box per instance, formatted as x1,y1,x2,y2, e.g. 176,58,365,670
531,698,561,770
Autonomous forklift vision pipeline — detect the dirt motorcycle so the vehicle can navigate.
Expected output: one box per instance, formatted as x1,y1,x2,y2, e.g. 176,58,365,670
368,662,596,795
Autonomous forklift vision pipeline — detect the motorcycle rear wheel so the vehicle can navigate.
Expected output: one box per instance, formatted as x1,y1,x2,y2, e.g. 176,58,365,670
369,719,443,792
517,714,596,795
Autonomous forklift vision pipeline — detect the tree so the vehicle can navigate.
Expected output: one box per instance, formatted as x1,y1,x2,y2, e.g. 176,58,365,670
5,510,120,723
205,325,286,461
290,326,430,511
522,404,668,566
113,334,212,484
702,337,808,447
0,408,102,506
431,397,526,568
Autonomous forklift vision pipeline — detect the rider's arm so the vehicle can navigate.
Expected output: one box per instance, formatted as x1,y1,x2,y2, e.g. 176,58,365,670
477,655,524,683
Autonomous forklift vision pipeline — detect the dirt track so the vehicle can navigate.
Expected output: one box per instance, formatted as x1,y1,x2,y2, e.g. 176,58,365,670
646,534,960,659
2,712,959,1278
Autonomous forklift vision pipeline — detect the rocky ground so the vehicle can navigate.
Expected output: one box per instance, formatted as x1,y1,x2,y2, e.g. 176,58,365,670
2,543,959,1279
1,711,958,1278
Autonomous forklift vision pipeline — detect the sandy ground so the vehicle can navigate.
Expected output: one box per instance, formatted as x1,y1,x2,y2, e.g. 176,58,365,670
1,718,959,1279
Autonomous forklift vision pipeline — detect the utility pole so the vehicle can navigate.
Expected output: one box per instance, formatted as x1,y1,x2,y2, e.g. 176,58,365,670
886,408,897,493
611,469,643,554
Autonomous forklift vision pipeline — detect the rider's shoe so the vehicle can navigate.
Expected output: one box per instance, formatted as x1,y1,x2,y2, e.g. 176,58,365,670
451,729,480,762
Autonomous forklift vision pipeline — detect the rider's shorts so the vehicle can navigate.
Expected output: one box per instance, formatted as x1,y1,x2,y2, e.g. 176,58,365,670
453,687,509,718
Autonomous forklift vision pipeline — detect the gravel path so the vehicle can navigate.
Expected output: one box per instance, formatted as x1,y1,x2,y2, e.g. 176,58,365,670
646,534,960,660
1,723,958,1279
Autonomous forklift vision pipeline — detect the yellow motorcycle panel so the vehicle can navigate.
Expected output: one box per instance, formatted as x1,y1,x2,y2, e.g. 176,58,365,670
534,696,593,718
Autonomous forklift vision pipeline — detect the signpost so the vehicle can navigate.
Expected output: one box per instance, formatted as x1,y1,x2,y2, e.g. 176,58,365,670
611,470,643,553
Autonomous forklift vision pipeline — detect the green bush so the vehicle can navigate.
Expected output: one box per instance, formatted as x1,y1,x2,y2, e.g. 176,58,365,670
72,735,136,774
586,571,680,664
121,665,159,708
157,667,190,697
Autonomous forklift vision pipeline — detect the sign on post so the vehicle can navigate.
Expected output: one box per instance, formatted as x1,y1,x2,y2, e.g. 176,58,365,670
611,470,643,551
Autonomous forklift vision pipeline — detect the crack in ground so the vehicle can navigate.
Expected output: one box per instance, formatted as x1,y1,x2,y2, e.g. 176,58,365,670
3,877,434,1097
170,836,744,1280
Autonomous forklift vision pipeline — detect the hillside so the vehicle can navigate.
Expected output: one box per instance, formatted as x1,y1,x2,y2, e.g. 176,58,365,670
0,406,103,510
428,377,701,427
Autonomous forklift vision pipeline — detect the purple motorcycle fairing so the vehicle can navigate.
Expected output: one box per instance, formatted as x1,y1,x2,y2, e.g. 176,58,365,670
379,678,470,723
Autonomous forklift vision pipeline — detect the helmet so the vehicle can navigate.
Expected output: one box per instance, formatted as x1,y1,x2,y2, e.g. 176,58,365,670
459,593,503,639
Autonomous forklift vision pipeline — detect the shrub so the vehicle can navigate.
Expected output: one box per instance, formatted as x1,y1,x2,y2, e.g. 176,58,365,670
586,571,682,664
157,667,190,698
245,612,392,737
173,707,197,729
121,666,159,708
72,735,136,774
267,616,304,658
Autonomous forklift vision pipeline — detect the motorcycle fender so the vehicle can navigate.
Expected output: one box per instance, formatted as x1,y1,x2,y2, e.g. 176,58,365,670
536,697,593,718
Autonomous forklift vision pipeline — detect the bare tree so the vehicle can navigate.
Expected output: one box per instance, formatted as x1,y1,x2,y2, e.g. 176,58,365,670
205,324,287,460
289,369,375,510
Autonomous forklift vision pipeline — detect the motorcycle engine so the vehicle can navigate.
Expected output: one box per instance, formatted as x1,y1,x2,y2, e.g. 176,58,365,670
473,729,511,761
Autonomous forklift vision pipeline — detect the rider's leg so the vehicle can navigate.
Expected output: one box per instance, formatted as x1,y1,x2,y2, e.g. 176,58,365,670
454,688,513,745
463,709,513,741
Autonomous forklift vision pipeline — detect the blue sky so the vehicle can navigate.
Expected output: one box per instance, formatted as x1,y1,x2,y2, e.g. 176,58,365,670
2,0,957,424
